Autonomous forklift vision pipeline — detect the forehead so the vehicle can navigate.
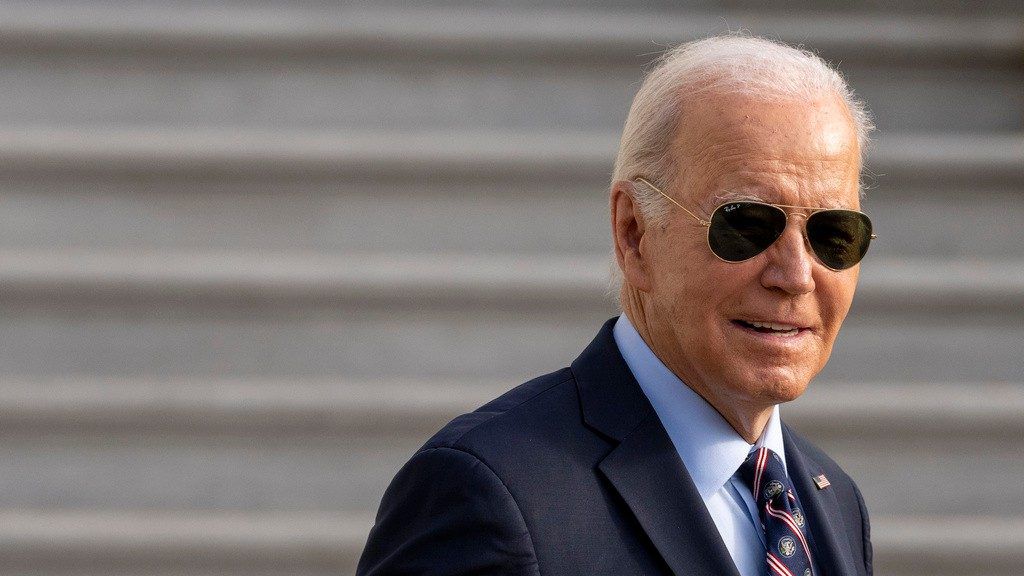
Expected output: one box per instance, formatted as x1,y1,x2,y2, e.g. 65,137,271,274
673,93,861,209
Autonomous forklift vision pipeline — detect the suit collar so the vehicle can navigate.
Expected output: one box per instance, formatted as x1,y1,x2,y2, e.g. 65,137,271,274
571,317,653,442
784,425,862,576
573,319,741,576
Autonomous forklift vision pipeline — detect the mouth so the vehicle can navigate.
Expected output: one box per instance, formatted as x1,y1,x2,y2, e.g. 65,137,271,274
732,319,807,337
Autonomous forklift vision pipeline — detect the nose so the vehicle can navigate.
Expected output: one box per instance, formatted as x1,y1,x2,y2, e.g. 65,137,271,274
760,216,816,295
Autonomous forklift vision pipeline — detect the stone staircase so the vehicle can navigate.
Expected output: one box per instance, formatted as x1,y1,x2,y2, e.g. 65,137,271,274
0,3,1021,575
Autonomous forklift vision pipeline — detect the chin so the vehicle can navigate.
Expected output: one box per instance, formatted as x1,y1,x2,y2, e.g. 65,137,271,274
768,380,810,404
748,365,815,405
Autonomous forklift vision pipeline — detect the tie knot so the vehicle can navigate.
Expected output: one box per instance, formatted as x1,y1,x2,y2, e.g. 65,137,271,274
738,447,791,505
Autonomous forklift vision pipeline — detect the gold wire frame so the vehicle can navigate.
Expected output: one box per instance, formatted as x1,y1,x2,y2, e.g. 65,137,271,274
631,176,877,270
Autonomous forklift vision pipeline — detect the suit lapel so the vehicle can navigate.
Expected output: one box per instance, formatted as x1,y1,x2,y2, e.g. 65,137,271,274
597,414,741,576
573,319,740,576
784,426,861,576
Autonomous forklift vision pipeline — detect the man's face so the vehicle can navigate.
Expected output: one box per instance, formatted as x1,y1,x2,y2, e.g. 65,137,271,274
639,93,862,416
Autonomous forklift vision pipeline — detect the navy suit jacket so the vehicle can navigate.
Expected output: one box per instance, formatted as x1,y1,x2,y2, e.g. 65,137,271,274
358,319,873,575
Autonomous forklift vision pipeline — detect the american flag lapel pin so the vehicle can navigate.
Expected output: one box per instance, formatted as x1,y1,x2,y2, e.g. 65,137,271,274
813,474,831,490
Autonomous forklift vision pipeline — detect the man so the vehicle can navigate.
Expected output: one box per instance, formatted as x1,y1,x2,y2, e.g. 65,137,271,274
358,35,874,576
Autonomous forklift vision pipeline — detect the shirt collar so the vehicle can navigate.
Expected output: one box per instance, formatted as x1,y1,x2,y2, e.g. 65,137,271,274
612,314,787,501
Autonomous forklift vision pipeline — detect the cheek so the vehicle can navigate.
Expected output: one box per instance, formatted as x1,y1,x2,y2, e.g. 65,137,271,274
817,272,859,334
648,229,707,295
670,259,730,315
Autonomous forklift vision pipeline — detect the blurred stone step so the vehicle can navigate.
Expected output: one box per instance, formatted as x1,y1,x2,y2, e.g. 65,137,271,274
1,176,1022,259
0,509,370,575
0,377,510,435
0,510,1018,576
2,250,1023,311
385,0,1024,16
1,5,1019,60
864,185,1024,259
0,378,1020,515
0,128,1019,184
0,54,1018,134
0,5,1019,133
0,176,616,256
0,128,613,179
872,516,1024,576
0,426,420,513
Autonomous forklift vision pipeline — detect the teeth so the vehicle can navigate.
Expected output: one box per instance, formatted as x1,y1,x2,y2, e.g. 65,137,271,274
748,321,799,332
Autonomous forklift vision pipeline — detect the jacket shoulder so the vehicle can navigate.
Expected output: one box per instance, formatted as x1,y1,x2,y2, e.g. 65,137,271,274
422,367,579,453
358,368,585,575
357,444,540,575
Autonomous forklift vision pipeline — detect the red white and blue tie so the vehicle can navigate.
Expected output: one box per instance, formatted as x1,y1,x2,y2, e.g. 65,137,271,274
739,447,815,576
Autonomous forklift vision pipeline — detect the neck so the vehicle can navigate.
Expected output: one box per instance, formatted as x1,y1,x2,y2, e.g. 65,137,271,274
620,285,774,444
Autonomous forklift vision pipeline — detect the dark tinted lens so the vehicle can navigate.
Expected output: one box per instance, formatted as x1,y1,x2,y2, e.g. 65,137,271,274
708,202,787,262
806,210,873,270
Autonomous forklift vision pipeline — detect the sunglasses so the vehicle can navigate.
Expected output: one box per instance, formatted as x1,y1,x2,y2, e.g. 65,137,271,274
633,177,875,271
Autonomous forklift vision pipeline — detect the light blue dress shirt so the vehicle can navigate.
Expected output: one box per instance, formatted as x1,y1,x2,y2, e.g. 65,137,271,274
613,314,787,576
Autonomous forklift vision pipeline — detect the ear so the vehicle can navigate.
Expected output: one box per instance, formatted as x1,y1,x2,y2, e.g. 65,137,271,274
611,180,653,293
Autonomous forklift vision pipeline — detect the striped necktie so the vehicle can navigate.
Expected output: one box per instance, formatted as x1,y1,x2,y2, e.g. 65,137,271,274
738,447,815,576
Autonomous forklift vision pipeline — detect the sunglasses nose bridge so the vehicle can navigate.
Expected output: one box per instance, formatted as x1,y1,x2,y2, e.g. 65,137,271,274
782,209,812,227
772,212,819,264
778,210,816,252
772,207,802,234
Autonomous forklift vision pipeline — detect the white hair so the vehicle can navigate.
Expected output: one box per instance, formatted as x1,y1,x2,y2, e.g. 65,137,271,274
609,34,874,299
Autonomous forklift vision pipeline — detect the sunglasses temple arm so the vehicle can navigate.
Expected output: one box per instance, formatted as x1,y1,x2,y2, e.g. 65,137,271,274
632,177,711,227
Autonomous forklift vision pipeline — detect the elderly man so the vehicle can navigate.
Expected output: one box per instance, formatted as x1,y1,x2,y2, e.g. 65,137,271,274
358,35,874,576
